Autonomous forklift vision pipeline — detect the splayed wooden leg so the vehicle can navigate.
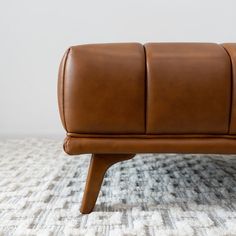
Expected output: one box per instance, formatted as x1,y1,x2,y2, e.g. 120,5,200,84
80,153,135,214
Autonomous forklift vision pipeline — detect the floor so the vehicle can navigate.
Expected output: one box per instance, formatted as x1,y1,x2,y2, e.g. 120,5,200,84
0,138,236,236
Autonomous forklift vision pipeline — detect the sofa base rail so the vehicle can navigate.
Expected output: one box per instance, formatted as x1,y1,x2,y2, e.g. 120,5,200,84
64,136,236,155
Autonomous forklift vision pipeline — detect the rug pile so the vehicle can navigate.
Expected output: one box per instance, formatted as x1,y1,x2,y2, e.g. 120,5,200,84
0,139,236,235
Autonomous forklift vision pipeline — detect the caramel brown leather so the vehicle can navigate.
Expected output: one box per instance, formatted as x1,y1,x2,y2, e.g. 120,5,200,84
222,43,236,134
145,43,231,134
64,136,236,155
59,43,145,134
58,42,236,155
58,48,70,130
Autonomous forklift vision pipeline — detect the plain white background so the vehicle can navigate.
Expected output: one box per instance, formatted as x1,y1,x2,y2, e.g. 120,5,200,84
0,0,236,138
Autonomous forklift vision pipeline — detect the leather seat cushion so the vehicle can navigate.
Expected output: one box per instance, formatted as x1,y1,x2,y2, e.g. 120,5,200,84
145,43,231,134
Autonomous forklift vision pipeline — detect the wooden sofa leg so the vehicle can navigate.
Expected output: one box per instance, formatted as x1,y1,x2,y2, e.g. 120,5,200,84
80,153,135,214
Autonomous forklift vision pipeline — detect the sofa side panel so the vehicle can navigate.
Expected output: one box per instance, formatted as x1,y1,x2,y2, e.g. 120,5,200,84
58,48,71,131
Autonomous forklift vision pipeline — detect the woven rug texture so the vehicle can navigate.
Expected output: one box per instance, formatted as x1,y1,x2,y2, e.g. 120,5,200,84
0,139,236,236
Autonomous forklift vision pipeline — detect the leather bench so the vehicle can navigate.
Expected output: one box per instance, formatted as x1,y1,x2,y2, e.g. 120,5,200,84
58,42,236,214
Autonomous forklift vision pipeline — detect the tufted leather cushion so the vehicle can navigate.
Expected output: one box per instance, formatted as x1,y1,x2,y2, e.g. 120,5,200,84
145,43,231,134
58,43,145,134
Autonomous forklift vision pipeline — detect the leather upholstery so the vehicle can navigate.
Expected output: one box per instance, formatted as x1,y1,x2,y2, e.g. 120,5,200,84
222,43,236,134
58,48,70,130
58,43,145,134
58,42,236,155
64,136,236,155
145,43,231,134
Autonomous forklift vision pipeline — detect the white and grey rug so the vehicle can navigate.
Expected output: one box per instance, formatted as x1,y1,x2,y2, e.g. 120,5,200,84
0,139,236,236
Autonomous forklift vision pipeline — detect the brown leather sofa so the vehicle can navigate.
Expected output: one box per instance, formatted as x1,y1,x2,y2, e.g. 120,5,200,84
58,42,236,214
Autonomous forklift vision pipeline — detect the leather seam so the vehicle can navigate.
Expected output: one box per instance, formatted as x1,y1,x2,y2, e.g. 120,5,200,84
67,132,236,139
143,44,148,134
221,44,233,134
62,48,71,132
67,136,236,140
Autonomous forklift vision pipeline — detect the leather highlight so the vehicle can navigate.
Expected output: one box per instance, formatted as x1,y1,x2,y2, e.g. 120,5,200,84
58,48,71,131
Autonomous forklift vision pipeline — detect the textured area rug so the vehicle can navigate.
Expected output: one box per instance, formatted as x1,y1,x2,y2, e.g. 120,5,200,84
0,139,236,236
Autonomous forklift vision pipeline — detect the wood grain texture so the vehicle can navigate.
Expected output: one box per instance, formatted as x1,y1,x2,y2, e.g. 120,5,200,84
80,153,135,214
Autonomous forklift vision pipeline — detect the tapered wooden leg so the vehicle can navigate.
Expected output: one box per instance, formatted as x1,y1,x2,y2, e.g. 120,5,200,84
80,153,135,214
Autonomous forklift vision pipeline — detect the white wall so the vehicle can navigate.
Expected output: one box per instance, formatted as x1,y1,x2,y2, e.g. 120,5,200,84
0,0,236,138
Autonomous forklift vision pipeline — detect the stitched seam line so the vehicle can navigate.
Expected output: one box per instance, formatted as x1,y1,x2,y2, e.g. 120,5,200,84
62,48,71,132
221,44,234,134
143,44,148,134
